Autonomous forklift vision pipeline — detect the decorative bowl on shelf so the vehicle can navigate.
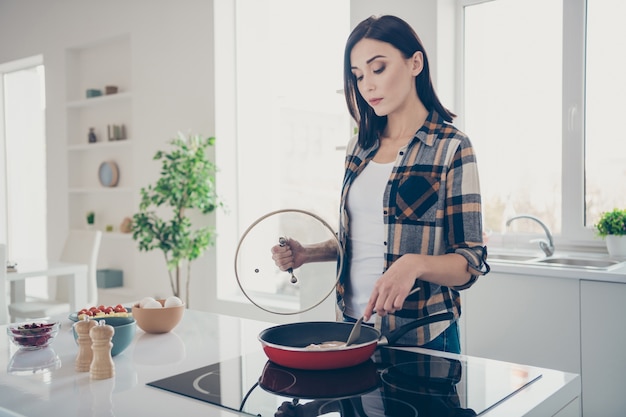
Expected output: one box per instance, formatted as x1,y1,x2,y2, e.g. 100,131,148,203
7,320,60,350
86,89,102,98
98,160,119,187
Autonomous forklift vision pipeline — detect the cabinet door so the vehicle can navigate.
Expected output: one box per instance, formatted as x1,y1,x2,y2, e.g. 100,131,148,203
580,280,626,417
464,272,580,373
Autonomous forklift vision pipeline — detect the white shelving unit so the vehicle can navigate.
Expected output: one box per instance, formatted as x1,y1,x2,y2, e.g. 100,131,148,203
65,34,136,300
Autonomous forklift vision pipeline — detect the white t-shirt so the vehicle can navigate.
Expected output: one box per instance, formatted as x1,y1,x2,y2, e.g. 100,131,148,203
344,160,394,322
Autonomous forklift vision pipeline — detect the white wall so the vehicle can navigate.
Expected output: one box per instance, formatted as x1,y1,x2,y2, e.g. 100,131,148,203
0,0,216,308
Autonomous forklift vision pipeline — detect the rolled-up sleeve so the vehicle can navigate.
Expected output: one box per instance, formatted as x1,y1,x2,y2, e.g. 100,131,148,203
451,245,490,290
445,134,490,290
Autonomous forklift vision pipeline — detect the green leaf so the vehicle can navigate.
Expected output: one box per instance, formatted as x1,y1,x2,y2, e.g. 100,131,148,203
595,208,626,237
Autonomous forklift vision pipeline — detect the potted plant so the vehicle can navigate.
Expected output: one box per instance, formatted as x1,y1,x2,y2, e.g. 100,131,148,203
595,208,626,258
131,132,223,306
86,211,95,228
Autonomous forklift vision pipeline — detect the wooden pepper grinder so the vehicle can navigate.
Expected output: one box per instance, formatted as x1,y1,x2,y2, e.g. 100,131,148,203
89,320,115,380
74,316,97,372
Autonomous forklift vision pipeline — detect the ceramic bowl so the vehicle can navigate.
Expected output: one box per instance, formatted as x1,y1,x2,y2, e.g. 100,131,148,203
7,320,60,350
73,319,137,357
131,299,185,334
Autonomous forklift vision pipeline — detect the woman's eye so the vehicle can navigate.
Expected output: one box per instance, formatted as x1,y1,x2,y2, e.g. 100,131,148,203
354,74,363,82
373,65,385,74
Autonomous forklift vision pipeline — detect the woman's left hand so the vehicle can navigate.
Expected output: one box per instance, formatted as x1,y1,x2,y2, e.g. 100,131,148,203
363,254,421,321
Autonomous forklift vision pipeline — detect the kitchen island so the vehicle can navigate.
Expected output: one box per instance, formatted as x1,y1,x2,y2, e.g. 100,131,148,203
0,310,580,416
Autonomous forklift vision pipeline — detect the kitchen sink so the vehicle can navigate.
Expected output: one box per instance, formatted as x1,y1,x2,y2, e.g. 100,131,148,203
488,252,625,271
535,257,621,269
487,253,541,262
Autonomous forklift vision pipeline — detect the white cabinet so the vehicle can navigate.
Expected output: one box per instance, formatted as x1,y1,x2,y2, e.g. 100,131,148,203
554,398,581,417
580,280,626,417
463,270,626,416
463,271,581,374
65,35,136,298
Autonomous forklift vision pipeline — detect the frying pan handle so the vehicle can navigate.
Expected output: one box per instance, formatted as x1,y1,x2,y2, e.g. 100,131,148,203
382,312,455,346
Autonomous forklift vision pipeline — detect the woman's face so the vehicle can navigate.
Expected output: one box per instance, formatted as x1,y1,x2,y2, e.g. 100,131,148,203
350,38,422,117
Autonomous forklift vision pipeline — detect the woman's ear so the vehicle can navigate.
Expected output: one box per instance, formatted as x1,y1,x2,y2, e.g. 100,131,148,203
410,51,424,76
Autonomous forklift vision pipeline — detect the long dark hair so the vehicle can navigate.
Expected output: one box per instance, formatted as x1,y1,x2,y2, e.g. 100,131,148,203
344,15,455,149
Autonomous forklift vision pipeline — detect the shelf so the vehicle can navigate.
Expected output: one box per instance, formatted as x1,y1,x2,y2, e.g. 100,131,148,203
68,140,132,151
66,35,134,288
101,232,133,240
67,92,132,109
69,187,134,194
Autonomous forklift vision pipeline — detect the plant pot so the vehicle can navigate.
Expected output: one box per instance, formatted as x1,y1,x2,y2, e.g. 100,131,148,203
605,235,626,259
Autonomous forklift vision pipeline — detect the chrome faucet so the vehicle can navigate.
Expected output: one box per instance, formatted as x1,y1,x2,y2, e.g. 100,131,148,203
505,215,555,257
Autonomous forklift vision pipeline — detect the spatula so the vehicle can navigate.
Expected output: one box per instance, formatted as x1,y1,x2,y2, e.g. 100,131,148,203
345,287,421,346
345,316,364,346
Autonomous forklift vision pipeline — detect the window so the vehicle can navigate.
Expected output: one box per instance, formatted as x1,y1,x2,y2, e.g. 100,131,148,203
214,0,350,311
462,0,625,247
0,56,47,296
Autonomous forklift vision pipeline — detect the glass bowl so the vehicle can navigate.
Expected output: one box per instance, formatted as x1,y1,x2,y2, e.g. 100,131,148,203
7,320,60,350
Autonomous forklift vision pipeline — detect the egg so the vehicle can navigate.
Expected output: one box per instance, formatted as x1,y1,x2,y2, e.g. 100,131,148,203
164,296,183,308
139,297,157,308
142,299,163,309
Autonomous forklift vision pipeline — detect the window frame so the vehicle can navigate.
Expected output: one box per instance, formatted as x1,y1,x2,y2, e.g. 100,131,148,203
458,0,599,250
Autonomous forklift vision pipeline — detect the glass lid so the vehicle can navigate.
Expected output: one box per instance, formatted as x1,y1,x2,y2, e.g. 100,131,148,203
234,209,343,315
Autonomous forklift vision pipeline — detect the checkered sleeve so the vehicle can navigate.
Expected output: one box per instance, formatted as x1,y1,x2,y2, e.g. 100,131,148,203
444,134,490,290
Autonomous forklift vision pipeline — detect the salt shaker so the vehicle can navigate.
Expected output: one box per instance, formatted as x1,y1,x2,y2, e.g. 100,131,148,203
89,320,115,380
74,316,97,372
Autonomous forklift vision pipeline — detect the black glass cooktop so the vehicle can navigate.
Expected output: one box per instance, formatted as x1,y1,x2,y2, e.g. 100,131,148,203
147,347,542,416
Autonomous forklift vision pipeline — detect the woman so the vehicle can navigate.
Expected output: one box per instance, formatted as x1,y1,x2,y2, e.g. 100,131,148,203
272,15,489,354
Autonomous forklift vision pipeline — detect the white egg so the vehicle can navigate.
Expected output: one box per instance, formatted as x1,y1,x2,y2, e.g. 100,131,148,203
139,296,157,308
142,299,163,309
164,296,183,308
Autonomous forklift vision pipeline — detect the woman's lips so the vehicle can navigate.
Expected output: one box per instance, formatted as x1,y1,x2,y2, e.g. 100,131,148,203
369,98,382,106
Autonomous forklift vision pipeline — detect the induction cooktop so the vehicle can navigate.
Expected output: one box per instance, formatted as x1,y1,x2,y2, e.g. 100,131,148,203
147,347,542,416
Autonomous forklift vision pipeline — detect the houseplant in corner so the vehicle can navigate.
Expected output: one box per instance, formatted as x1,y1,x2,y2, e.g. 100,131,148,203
131,132,223,307
595,208,626,258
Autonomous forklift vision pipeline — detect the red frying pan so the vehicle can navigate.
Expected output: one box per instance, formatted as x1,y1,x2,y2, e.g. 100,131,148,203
258,312,454,370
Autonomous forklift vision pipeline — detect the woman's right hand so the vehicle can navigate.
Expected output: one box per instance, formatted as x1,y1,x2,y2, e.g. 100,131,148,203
271,238,306,271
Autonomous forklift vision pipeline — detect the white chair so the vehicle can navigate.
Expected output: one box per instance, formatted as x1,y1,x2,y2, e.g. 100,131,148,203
8,230,102,322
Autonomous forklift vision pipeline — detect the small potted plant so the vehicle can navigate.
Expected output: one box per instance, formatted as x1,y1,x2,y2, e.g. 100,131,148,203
595,208,626,258
86,211,95,229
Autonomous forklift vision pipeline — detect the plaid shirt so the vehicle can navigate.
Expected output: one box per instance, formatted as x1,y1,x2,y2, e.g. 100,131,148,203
336,110,489,345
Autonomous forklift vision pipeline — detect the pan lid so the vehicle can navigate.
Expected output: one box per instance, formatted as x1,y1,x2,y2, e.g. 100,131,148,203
234,209,343,315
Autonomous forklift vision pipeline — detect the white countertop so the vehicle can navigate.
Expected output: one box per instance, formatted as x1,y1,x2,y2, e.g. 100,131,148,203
0,310,580,417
